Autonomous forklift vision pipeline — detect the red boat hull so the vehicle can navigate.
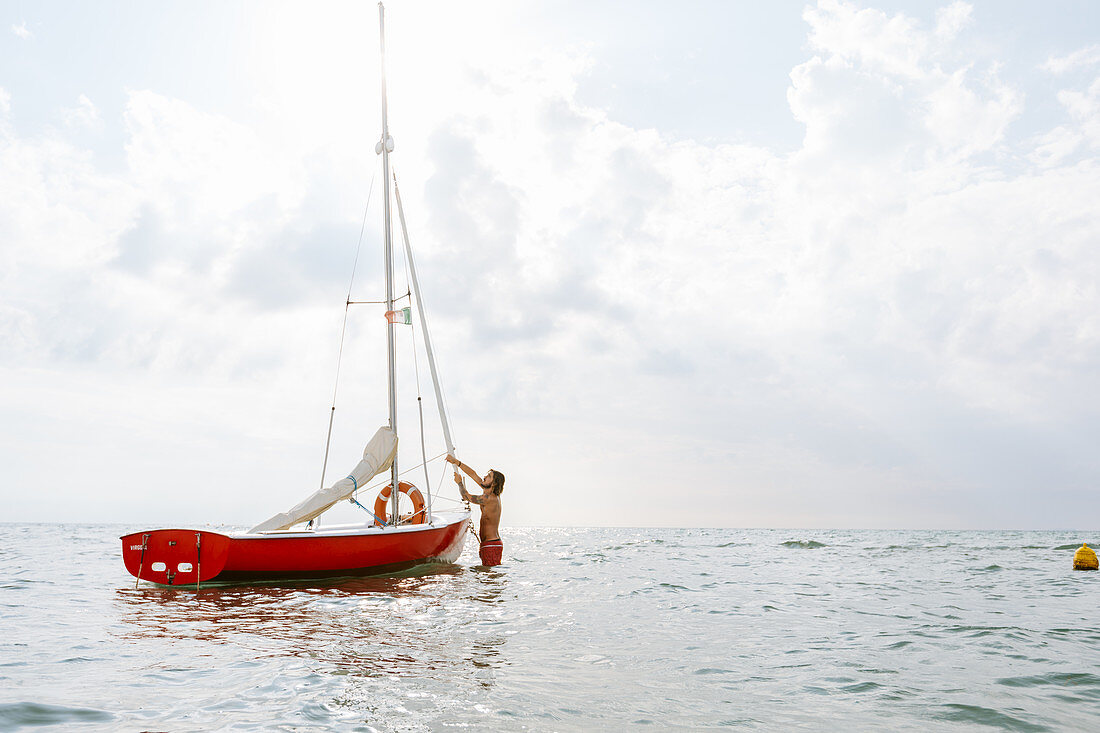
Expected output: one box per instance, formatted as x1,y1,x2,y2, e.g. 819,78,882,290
121,515,469,585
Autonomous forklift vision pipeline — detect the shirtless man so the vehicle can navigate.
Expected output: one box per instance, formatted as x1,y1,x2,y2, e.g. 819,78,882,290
446,455,505,567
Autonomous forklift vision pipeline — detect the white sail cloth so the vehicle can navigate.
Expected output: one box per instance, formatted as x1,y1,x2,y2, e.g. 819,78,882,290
248,427,398,533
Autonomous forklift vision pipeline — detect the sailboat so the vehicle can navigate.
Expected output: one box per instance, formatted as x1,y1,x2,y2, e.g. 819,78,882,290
120,2,471,586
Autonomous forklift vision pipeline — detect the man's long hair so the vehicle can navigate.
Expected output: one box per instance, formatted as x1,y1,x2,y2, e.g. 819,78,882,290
487,469,505,496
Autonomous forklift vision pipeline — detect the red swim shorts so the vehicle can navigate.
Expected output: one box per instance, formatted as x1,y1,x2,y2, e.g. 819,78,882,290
480,538,503,566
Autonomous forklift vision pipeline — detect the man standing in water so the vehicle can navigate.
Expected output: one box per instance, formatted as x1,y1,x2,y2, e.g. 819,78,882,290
447,455,505,567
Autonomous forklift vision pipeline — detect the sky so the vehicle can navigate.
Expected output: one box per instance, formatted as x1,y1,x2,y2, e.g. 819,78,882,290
2,0,1099,529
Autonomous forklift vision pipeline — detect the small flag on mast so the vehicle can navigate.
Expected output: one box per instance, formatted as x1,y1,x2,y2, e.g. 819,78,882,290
385,307,412,325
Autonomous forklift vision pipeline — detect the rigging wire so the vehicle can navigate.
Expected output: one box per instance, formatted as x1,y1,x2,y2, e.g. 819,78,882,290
352,451,449,499
318,173,376,492
311,168,464,526
434,460,467,511
347,292,410,305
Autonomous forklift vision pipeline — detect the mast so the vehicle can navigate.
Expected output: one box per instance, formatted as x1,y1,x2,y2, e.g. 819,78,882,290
377,1,399,525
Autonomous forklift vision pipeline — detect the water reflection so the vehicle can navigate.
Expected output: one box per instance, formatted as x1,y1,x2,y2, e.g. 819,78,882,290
113,564,509,684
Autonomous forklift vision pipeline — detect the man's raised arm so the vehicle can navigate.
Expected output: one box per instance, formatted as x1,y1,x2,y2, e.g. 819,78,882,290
446,455,485,486
453,471,485,505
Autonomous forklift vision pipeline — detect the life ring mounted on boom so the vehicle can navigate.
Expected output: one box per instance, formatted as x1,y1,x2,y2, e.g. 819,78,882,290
373,481,427,526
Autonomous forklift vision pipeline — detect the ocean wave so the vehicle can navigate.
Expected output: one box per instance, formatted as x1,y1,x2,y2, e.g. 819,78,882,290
780,540,826,549
840,681,883,694
0,702,114,728
6,524,1100,731
935,703,1047,732
996,672,1100,693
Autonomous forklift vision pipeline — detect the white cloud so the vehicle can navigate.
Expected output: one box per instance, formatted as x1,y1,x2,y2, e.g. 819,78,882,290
2,1,1099,527
1030,75,1100,166
804,0,928,80
123,90,305,224
792,0,1020,165
390,4,1097,529
1043,44,1100,75
11,22,32,40
934,2,973,40
61,94,101,130
922,64,1021,160
0,102,135,278
1057,77,1100,147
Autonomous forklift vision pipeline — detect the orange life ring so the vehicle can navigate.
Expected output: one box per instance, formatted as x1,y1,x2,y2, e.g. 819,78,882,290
373,481,427,526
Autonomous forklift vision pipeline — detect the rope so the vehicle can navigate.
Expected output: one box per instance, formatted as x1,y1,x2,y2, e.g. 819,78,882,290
348,453,470,527
352,451,449,499
435,457,476,542
318,173,377,491
416,393,432,521
355,502,429,526
349,496,386,526
433,455,471,515
135,533,148,589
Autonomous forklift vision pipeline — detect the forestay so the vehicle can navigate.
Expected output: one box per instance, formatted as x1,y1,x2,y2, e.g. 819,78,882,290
249,427,398,533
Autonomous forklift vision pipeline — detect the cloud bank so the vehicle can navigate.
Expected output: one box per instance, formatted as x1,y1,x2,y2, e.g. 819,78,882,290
1,1,1098,528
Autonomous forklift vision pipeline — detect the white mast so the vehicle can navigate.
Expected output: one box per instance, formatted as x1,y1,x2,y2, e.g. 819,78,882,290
376,1,399,525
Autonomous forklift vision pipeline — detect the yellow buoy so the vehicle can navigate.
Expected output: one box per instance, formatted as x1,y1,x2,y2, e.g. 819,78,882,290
1073,543,1098,571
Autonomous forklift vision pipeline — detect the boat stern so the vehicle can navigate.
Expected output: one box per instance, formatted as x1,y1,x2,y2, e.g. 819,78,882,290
121,529,231,585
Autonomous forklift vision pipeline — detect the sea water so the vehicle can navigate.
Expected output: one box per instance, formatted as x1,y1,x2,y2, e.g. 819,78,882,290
0,524,1098,731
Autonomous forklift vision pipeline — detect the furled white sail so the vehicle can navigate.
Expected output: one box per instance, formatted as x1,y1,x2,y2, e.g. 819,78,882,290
248,427,398,533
